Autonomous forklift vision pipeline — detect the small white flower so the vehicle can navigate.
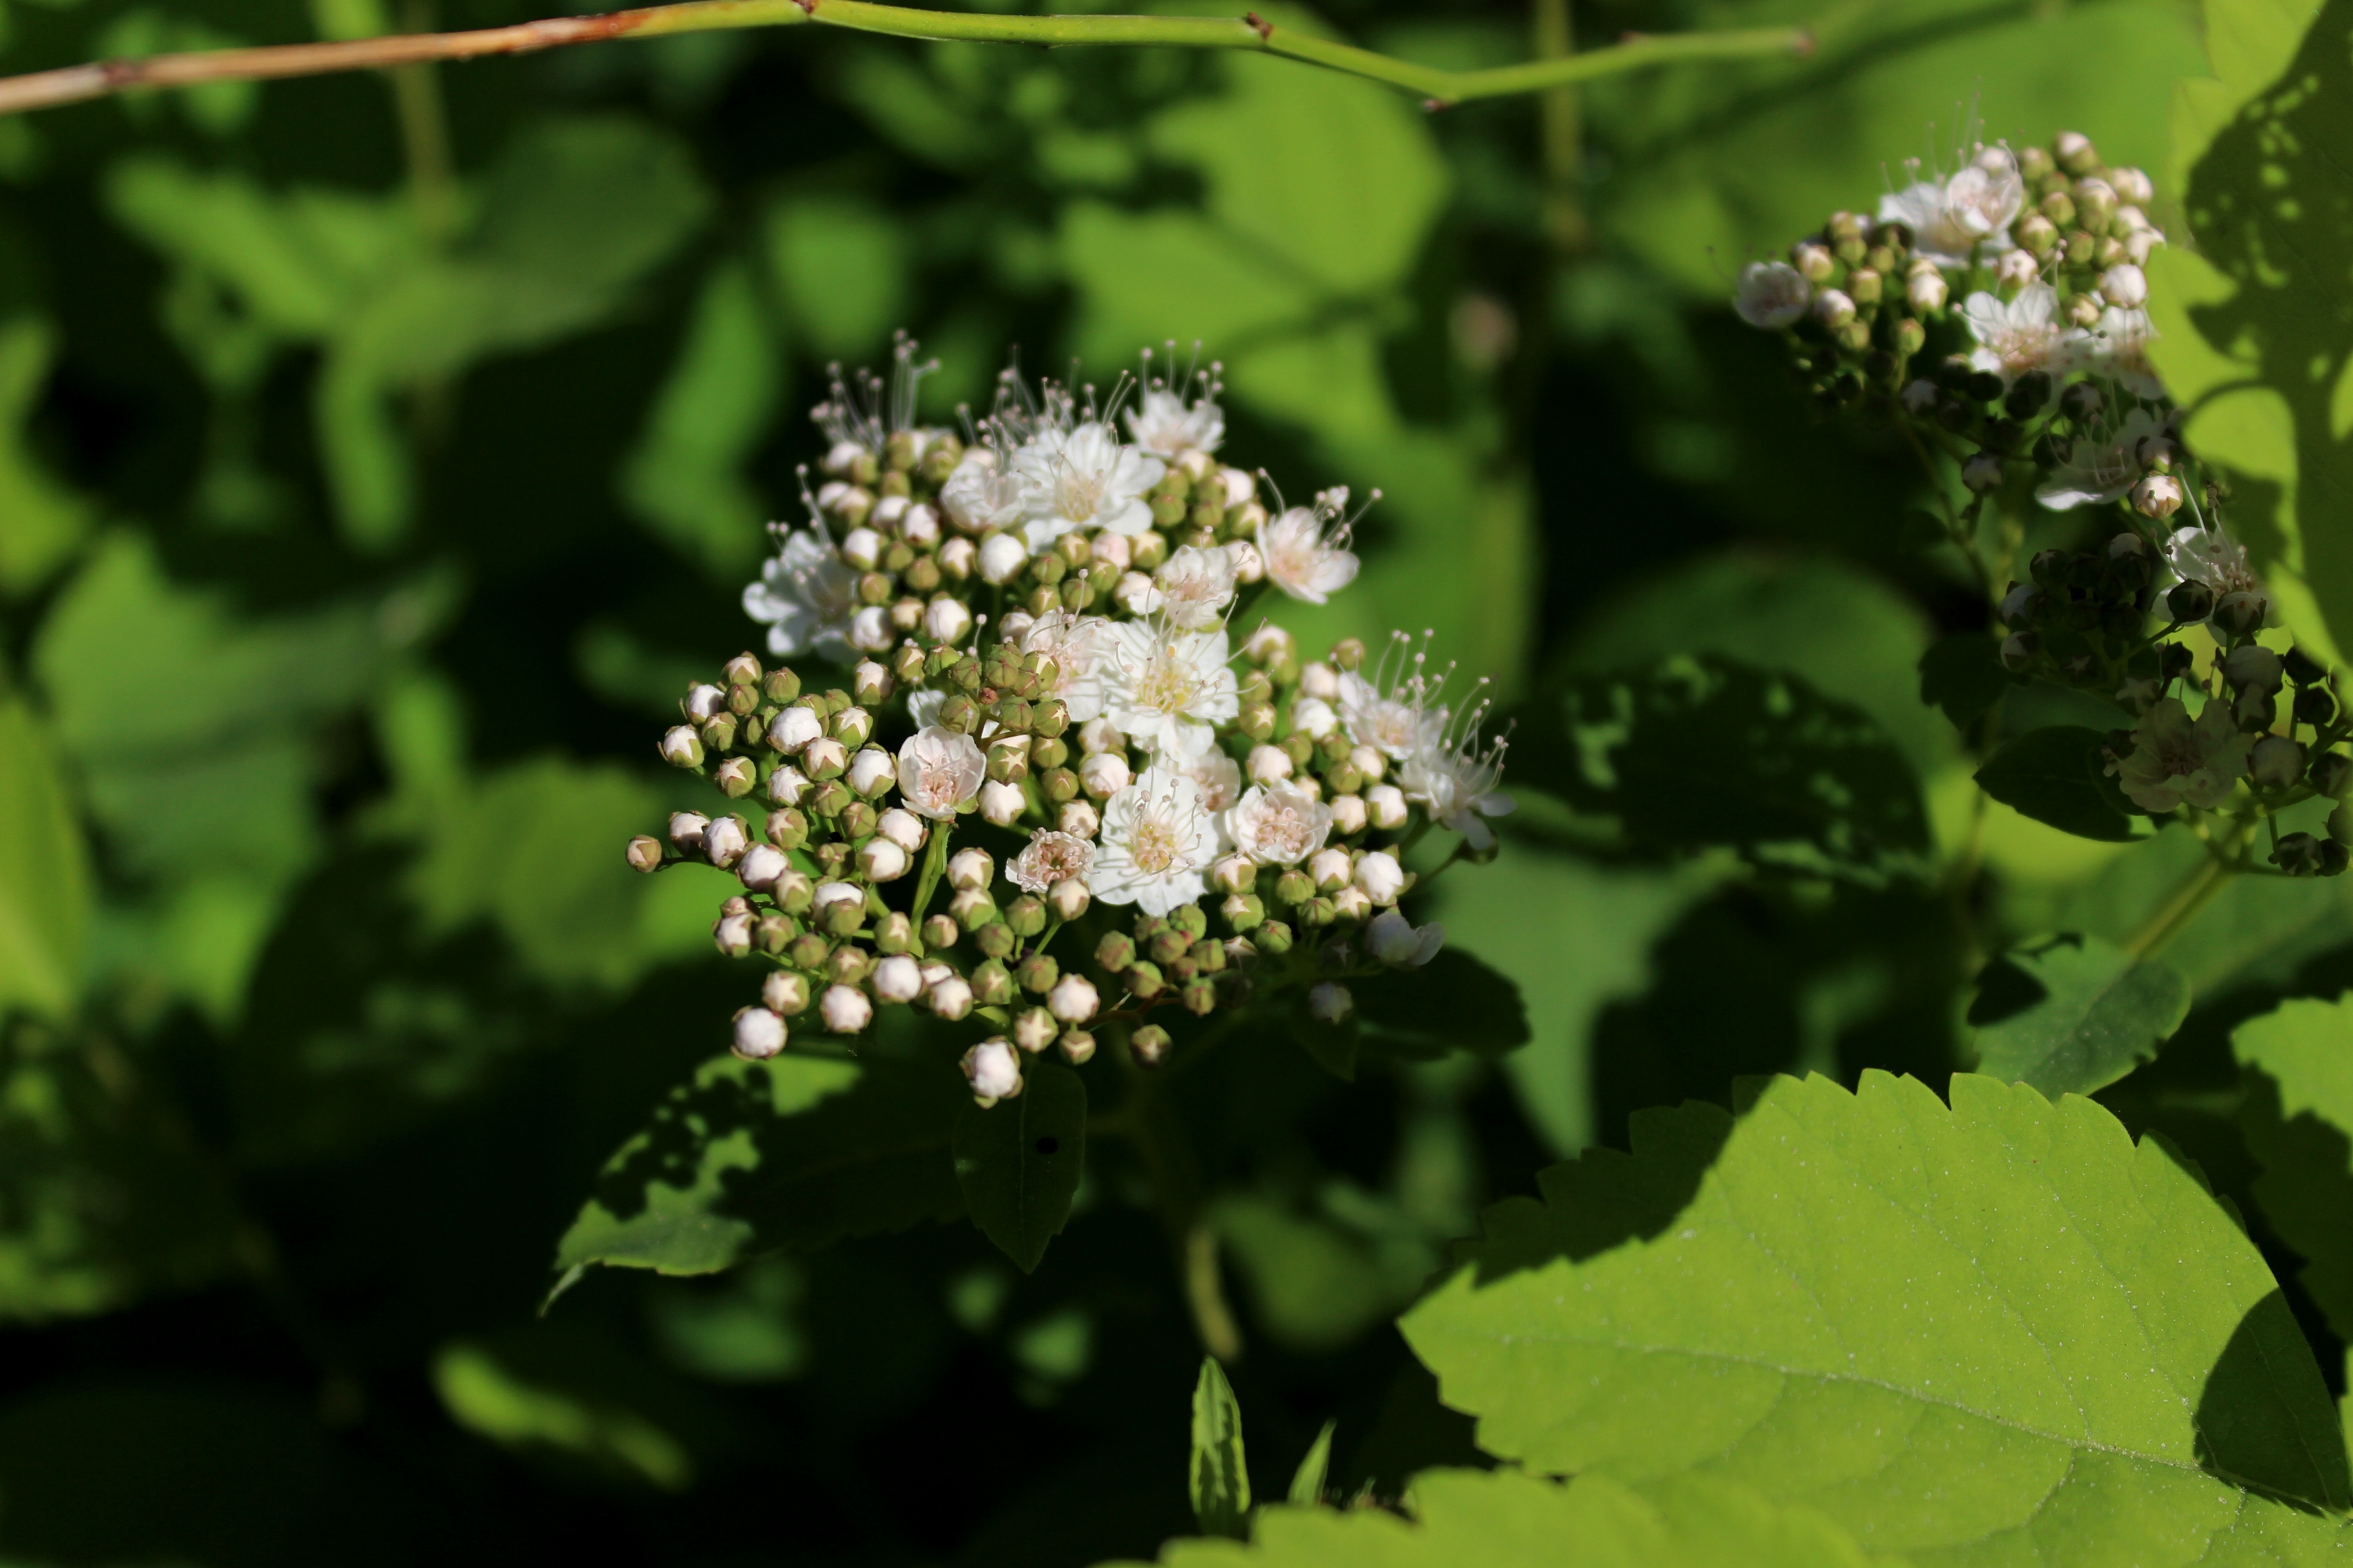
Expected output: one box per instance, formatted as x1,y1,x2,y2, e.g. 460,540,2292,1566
1259,492,1362,606
2168,523,2265,608
2107,697,2253,814
901,503,941,548
896,726,986,820
1114,570,1160,617
703,815,750,868
1229,540,1264,583
876,807,927,853
939,537,977,578
1349,745,1386,782
1092,531,1132,573
847,746,898,798
1009,829,1096,894
2036,409,2167,509
1099,622,1239,759
979,779,1026,826
924,597,974,645
1124,386,1225,457
1090,763,1220,916
1332,885,1373,922
1013,422,1165,546
1907,269,1949,314
732,1006,787,1059
2089,305,2164,399
1354,850,1405,904
1365,908,1445,968
1963,283,2089,384
871,955,924,1003
1308,983,1354,1023
1048,973,1100,1024
1020,613,1114,722
941,451,1025,534
1337,635,1441,759
820,984,874,1034
1300,662,1340,699
737,844,790,891
1732,260,1811,329
1401,696,1515,851
1155,545,1239,631
743,528,858,659
1227,782,1334,866
1180,748,1243,815
802,735,847,780
962,1038,1022,1102
1993,249,2040,290
978,532,1028,584
1878,146,2024,270
1060,799,1101,840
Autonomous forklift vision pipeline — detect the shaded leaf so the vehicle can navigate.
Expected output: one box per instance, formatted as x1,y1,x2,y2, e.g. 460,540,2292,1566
1404,1072,2352,1559
1189,1356,1249,1541
0,318,92,596
1352,948,1529,1061
952,1059,1085,1274
0,696,88,1022
1968,933,2190,1097
1286,1422,1333,1508
1917,629,2017,729
554,1052,967,1276
2233,994,2353,1340
1515,653,1930,883
1974,725,2141,843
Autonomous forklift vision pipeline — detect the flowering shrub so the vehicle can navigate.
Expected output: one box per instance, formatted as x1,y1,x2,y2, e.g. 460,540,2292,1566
628,343,1502,1102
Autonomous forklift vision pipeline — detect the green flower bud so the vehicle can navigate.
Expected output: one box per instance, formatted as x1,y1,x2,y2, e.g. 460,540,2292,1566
626,836,664,874
714,757,757,798
763,667,802,704
1181,980,1217,1016
1221,893,1265,932
977,922,1016,959
876,911,915,955
788,932,832,970
819,901,865,938
827,944,872,984
1190,937,1225,974
972,959,1016,1006
1148,926,1191,966
728,682,759,717
1131,1025,1171,1066
1257,920,1293,955
1126,962,1166,999
1273,869,1313,907
1018,954,1060,994
1096,932,1137,971
1006,895,1047,938
952,888,998,932
839,800,879,841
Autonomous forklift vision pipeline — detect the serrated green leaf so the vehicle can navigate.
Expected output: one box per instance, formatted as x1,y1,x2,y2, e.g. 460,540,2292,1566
1918,630,2017,730
1285,1422,1333,1508
1403,1071,2353,1562
1515,653,1930,883
1189,1356,1249,1541
2233,994,2353,1340
952,1058,1085,1274
554,1052,967,1276
1969,933,2191,1097
0,696,88,1023
1973,726,2142,843
1120,1469,1890,1568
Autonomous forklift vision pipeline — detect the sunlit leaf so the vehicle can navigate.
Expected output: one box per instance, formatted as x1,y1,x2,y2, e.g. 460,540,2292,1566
1189,1356,1250,1541
1403,1072,2351,1560
621,260,780,581
2234,994,2353,1340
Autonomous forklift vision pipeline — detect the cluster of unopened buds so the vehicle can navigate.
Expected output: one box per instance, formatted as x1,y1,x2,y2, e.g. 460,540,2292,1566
1735,127,2353,878
626,339,1513,1104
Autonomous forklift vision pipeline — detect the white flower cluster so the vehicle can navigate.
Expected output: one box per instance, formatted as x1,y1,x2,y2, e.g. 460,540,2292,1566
630,340,1513,1105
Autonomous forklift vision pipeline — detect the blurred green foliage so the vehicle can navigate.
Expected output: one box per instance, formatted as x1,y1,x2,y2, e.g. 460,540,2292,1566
10,0,2353,1561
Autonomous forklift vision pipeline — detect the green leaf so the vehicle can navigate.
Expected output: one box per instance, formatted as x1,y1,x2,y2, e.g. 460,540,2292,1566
1286,1422,1333,1508
1125,1469,1889,1568
1917,630,2018,730
1973,726,2142,843
2144,0,2353,660
0,318,92,596
0,695,89,1022
1402,1072,2352,1561
952,1058,1085,1274
1968,934,2191,1098
620,260,780,581
2233,994,2353,1341
554,1052,968,1277
1351,949,1529,1061
1189,1356,1250,1541
763,195,908,362
1516,653,1930,883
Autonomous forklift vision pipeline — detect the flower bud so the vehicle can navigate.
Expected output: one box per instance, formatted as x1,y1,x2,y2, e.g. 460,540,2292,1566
2236,687,2278,732
1994,249,2039,291
1048,973,1099,1025
1962,453,2004,493
730,843,783,892
1366,908,1445,967
1059,800,1100,839
714,912,754,958
979,779,1025,826
1130,1024,1172,1066
925,596,973,646
1999,632,2039,673
2295,685,2337,727
951,889,998,933
1058,1030,1096,1065
2222,645,2284,694
2313,752,2353,799
2276,832,2328,877
1364,784,1409,831
1221,893,1265,933
2167,581,2215,624
1331,885,1373,922
1211,854,1257,895
2132,474,2183,520
1792,241,1834,282
1354,850,1405,904
987,736,1032,785
978,533,1027,584
2252,735,2307,789
2217,591,2271,636
768,704,822,754
666,813,711,855
1079,752,1132,799
847,746,897,799
732,1005,787,1060
962,1038,1022,1102
1013,1006,1058,1053
660,725,706,768
870,953,924,1004
1811,289,1856,329
802,736,849,782
858,838,910,882
703,815,751,869
1049,877,1090,920
1246,744,1293,785
941,849,991,893
819,984,873,1034
627,835,664,873
1308,983,1353,1023
1308,847,1353,892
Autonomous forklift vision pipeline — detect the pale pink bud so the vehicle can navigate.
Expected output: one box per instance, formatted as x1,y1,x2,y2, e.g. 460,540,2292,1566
872,954,924,1003
1329,793,1367,835
1354,850,1405,904
1308,847,1353,892
1308,983,1353,1023
1079,718,1124,755
761,971,809,1014
840,526,884,571
667,811,709,852
1080,752,1132,799
714,912,754,958
820,984,874,1034
962,1038,1021,1102
948,848,995,890
939,537,977,579
980,780,1026,826
627,835,664,873
685,683,728,721
732,1006,786,1059
1049,877,1090,920
1013,1006,1058,1052
801,736,848,779
924,597,973,645
1059,800,1100,839
660,725,705,768
1299,662,1339,700
859,838,911,881
847,746,898,798
1247,744,1293,784
978,533,1027,584
1048,973,1099,1024
737,843,790,891
766,766,809,805
703,815,750,868
876,807,927,853
928,974,974,1020
1092,532,1132,572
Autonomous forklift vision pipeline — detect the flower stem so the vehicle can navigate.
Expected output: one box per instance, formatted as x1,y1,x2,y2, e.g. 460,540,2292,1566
1123,1051,1243,1361
2123,836,2241,961
0,0,1816,117
910,818,952,937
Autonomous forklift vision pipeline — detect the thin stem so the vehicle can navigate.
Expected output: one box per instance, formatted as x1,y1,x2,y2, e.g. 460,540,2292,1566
0,0,1815,118
1531,0,1583,252
2123,833,2241,960
390,0,457,243
1125,1055,1243,1361
911,817,952,933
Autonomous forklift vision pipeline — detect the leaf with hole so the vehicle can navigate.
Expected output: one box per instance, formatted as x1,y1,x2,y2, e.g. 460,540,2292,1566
952,1059,1086,1274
